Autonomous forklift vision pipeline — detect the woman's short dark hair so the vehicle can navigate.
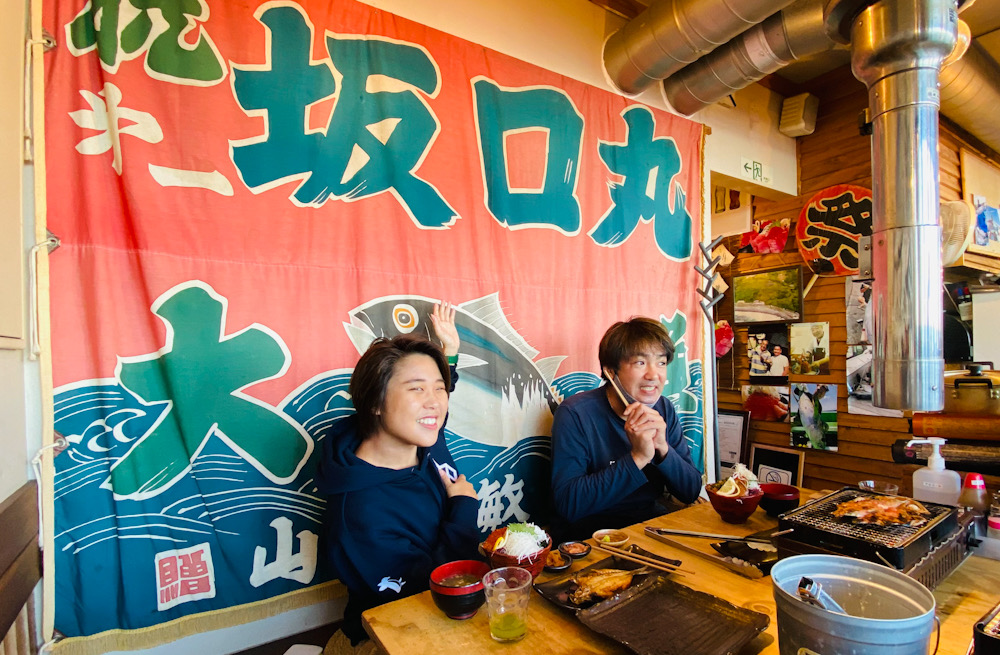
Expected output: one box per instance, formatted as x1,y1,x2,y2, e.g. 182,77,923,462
350,335,450,440
598,317,675,372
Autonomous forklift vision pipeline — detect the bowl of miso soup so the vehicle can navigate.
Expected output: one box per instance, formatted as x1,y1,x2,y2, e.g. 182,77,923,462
429,560,491,619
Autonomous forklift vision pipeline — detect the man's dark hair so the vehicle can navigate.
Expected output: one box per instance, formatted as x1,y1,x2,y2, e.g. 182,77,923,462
598,317,676,372
350,335,450,440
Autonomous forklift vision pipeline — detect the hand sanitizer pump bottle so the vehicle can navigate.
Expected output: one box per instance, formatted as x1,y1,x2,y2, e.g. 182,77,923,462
907,437,961,506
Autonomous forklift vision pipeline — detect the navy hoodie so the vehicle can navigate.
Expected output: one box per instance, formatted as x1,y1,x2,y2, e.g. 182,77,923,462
314,413,480,644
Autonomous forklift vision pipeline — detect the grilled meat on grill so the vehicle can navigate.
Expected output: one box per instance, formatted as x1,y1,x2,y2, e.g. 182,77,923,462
831,495,930,526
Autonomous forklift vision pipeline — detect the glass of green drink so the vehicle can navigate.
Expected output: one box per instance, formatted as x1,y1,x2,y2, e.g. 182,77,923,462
482,566,532,642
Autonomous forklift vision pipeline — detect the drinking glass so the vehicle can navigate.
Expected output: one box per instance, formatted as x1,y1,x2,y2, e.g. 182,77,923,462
482,566,532,642
859,480,899,495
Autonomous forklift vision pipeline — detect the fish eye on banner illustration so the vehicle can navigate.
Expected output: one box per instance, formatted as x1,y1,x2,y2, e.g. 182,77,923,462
43,0,705,641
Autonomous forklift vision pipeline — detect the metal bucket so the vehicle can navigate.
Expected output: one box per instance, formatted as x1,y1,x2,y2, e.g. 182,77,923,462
771,554,937,655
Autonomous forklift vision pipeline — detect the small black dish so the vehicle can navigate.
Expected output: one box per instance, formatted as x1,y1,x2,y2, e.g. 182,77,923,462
544,550,573,573
558,541,592,559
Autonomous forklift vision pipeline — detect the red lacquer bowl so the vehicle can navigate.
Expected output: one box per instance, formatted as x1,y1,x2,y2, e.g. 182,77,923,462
706,485,764,524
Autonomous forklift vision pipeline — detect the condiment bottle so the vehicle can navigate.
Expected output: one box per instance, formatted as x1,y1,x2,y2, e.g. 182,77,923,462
906,438,962,506
958,472,989,514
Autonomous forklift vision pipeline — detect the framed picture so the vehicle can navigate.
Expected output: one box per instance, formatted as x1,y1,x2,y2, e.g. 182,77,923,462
745,322,790,383
790,383,838,451
741,385,790,422
716,409,750,479
961,148,1000,256
789,322,829,375
732,266,802,325
846,345,903,418
749,444,804,486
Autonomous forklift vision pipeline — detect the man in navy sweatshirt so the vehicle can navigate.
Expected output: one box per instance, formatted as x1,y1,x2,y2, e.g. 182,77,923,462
550,317,702,542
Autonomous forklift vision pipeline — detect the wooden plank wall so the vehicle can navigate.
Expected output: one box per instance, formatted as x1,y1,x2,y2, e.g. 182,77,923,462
716,65,1000,494
0,481,40,644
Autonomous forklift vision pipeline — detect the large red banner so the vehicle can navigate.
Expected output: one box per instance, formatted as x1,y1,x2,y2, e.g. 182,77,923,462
43,0,704,636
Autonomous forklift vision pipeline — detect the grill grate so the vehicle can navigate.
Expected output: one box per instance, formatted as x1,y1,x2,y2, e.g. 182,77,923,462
777,487,960,570
780,488,953,548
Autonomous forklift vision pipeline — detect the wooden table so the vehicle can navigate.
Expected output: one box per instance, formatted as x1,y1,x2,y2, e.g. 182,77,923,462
362,500,1000,654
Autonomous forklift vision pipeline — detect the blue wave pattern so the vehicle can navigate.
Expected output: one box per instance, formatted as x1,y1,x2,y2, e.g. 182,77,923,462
52,380,335,637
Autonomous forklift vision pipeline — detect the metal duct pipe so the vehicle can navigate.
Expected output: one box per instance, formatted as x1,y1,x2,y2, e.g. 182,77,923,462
848,0,956,411
603,0,798,96
940,41,1000,155
662,0,837,116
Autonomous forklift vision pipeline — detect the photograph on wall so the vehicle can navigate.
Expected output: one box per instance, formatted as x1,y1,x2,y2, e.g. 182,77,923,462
717,409,751,480
973,204,1000,253
749,444,804,486
845,276,872,345
741,385,790,422
846,345,903,417
733,266,802,324
961,148,1000,256
789,321,830,376
790,383,838,451
746,322,789,383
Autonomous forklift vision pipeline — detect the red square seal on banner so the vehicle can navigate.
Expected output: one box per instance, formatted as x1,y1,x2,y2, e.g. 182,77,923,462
155,543,216,610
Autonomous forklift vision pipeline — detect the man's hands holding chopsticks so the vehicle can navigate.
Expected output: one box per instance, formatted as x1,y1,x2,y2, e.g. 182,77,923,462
624,402,668,468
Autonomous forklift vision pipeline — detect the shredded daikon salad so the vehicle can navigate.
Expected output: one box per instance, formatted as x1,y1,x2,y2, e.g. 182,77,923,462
494,522,548,560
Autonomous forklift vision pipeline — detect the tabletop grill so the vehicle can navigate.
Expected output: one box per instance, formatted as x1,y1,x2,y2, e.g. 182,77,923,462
776,487,960,571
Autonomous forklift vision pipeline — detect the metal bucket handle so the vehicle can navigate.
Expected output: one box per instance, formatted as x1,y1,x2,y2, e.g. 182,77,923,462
793,615,941,655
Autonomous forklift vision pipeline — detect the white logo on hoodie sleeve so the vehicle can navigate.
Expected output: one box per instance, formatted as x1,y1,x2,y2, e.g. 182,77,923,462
377,576,406,593
433,459,458,482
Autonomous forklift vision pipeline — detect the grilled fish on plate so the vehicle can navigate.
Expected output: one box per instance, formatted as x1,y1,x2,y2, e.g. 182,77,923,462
569,568,646,605
832,495,930,526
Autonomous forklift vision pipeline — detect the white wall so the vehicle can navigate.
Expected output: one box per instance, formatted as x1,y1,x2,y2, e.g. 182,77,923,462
0,349,29,502
1,0,32,506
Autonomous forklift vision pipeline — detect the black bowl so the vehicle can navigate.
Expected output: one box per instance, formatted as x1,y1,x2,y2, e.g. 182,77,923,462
543,550,572,573
558,541,592,559
429,560,490,619
759,483,800,517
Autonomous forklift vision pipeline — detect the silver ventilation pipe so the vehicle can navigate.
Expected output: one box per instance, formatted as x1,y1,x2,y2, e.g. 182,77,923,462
602,0,798,96
663,0,838,116
940,41,1000,154
846,0,956,411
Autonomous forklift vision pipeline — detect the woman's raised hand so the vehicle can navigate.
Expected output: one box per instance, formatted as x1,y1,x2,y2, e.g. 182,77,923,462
430,301,460,357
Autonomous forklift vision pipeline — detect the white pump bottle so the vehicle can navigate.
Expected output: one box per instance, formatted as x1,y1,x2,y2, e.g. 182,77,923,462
906,437,961,506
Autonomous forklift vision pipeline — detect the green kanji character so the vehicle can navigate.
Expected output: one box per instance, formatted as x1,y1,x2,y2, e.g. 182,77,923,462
108,282,311,499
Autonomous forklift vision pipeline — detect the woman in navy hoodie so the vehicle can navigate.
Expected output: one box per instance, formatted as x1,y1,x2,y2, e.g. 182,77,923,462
316,303,481,648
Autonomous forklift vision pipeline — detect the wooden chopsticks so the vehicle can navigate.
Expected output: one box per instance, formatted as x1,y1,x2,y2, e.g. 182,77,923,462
595,544,694,576
602,367,633,407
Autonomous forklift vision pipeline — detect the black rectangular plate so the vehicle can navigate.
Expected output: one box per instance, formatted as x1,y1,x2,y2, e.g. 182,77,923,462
577,576,769,655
